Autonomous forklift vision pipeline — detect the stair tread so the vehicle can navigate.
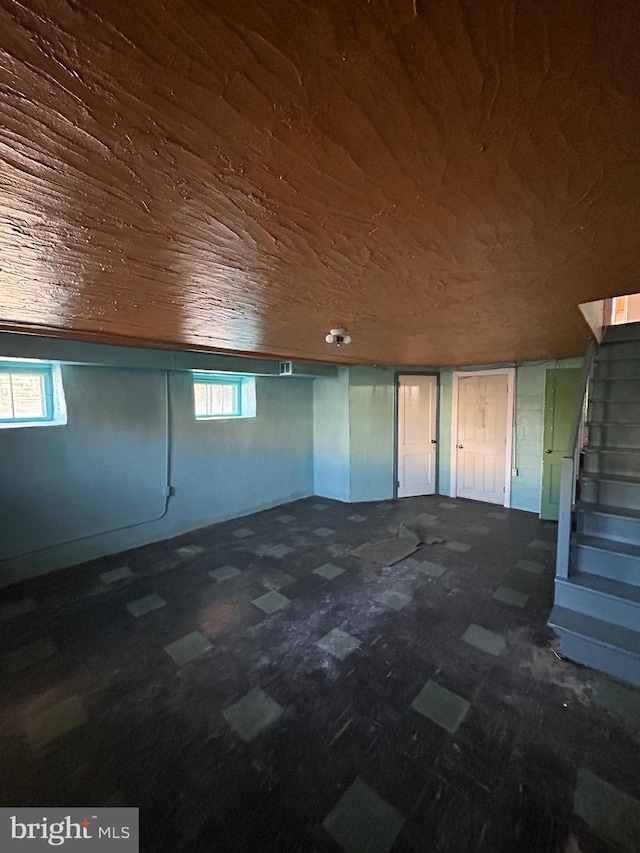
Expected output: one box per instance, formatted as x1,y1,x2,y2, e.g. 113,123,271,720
580,472,640,485
548,605,640,655
558,572,640,604
584,446,640,455
575,534,640,557
576,501,640,521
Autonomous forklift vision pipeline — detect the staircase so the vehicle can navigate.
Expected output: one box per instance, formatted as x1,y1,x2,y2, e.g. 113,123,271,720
549,322,640,686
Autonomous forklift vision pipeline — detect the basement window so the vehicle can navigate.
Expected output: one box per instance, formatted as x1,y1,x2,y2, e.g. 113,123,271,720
193,373,256,420
0,359,67,428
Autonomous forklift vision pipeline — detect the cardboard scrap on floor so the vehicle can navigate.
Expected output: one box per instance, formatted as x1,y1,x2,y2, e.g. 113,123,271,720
352,515,446,566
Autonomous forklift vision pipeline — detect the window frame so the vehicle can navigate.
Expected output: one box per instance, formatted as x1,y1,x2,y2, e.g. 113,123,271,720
192,372,247,420
0,360,55,424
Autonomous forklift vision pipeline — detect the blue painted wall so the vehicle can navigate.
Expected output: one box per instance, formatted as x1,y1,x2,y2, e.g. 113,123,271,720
312,369,350,501
0,365,313,585
348,367,395,503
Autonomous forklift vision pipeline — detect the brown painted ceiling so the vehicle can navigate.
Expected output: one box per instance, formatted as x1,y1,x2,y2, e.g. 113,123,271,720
1,0,640,366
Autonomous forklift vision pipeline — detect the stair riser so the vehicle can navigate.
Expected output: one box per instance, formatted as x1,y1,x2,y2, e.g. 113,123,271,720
577,510,640,546
589,401,640,423
598,341,640,360
603,323,640,344
588,423,640,448
591,378,640,401
594,361,640,380
554,579,640,631
583,451,640,477
572,543,640,586
551,628,640,686
580,478,640,511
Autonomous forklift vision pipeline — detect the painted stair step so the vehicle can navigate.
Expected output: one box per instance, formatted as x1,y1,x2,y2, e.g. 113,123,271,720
583,448,640,478
588,423,640,449
548,605,640,687
598,340,640,360
572,534,640,586
591,378,640,401
554,572,640,631
602,322,640,344
580,474,640,511
594,359,640,381
589,400,640,423
576,501,640,546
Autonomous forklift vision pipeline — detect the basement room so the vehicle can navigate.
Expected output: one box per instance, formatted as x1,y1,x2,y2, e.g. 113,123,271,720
1,1,639,851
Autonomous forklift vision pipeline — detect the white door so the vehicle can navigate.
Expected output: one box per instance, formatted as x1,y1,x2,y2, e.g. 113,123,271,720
455,374,509,504
397,375,437,498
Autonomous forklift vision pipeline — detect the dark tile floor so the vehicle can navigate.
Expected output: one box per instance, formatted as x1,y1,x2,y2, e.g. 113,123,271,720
1,496,640,853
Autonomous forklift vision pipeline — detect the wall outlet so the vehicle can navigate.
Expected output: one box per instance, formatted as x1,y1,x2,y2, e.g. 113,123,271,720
511,467,518,476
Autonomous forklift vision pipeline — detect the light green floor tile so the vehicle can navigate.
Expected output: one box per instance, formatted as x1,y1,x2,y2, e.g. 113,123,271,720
313,503,329,510
593,678,640,732
266,543,293,558
516,559,545,575
164,631,212,665
411,679,469,733
415,561,446,578
313,562,345,580
317,628,360,661
462,624,506,656
375,590,412,611
209,565,241,582
322,777,405,853
574,768,640,852
252,590,291,614
0,598,37,622
223,687,284,742
528,538,555,551
468,524,490,534
487,511,507,519
176,544,205,557
233,527,254,539
125,593,166,617
493,586,529,608
100,566,134,584
276,515,295,523
446,540,471,553
3,637,57,674
314,527,335,537
348,514,366,522
25,695,87,750
438,502,458,510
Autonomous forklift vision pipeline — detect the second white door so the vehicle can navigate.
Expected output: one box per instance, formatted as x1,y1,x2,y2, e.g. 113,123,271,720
455,373,509,504
397,374,437,498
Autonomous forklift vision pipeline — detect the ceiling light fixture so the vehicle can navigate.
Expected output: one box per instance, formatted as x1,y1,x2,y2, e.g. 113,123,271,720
325,328,351,346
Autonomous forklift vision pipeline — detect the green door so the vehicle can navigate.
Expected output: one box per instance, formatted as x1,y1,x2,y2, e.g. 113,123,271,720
541,368,582,520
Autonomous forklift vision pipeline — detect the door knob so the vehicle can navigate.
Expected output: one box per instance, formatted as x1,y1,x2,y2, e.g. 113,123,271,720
431,439,437,444
457,444,464,449
545,449,552,454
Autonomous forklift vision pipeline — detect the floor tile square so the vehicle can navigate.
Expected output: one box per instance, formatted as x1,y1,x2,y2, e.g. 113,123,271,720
487,511,507,519
446,540,471,553
100,566,134,584
593,678,640,731
414,512,438,525
0,598,37,622
3,637,57,674
317,628,361,660
232,527,255,539
468,524,490,534
492,586,529,608
375,590,412,611
528,538,555,551
164,631,212,666
516,558,545,575
125,593,166,617
252,590,291,614
574,767,640,852
314,527,335,537
313,562,345,580
176,544,205,557
415,560,447,578
322,777,405,853
438,502,458,510
25,696,87,750
276,514,295,523
209,565,241,582
411,679,470,733
223,687,284,743
348,514,366,522
313,503,329,510
462,624,506,656
266,543,293,559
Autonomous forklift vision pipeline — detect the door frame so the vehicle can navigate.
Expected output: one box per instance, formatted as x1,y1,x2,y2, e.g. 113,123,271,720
450,367,515,507
393,371,440,499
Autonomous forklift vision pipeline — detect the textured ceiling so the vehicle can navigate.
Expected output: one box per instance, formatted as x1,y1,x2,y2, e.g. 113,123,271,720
1,0,640,366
